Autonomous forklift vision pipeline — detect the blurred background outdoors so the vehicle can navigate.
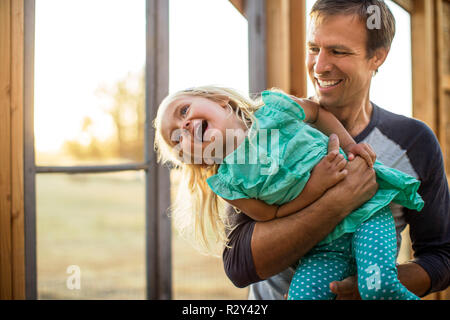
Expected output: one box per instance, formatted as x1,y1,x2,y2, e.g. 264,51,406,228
35,0,414,299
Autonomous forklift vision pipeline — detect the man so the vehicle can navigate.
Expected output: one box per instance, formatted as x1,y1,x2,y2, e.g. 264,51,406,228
223,0,450,299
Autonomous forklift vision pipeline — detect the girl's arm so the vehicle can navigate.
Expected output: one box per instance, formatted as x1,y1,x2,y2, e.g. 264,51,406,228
224,179,323,222
224,145,348,221
292,97,376,167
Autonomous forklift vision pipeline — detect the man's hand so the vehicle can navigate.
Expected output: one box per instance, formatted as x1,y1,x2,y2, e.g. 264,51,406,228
330,276,361,300
327,155,378,216
344,142,377,168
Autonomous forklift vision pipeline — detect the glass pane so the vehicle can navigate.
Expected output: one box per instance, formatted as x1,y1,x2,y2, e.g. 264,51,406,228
34,0,146,166
171,170,248,300
36,172,146,299
169,0,249,299
370,1,412,117
169,0,249,93
306,0,413,117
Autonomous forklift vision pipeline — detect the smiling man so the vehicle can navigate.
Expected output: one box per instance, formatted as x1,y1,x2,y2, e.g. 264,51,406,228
222,0,450,300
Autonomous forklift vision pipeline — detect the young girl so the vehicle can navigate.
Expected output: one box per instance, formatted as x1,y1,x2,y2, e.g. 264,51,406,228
154,86,424,300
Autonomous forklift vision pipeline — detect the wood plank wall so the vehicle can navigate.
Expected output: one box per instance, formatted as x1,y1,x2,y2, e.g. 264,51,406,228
410,0,449,300
231,0,307,97
0,0,25,300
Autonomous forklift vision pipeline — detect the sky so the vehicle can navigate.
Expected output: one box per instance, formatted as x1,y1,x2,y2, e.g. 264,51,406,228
34,0,411,153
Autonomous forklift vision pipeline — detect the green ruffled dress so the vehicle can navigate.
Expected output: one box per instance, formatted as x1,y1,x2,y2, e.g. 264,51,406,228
206,91,424,245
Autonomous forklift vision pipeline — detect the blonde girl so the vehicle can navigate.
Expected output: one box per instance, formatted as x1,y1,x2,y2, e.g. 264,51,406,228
154,86,423,300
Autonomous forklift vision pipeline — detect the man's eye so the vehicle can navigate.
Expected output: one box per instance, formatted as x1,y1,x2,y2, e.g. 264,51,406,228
180,105,189,116
308,47,319,54
333,50,347,55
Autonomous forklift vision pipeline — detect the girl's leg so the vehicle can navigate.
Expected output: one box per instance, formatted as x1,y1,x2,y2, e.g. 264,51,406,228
288,234,355,300
352,207,420,300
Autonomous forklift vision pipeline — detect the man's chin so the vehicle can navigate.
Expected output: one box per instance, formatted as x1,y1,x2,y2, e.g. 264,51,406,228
315,96,339,109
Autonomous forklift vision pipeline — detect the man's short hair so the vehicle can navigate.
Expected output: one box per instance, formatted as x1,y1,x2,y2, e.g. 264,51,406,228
310,0,396,58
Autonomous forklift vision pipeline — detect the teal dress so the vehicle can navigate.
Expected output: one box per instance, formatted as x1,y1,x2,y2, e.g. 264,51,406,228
207,91,424,245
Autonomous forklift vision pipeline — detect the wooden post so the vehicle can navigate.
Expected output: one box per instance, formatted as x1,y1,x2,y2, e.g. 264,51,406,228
411,0,438,132
11,0,25,300
245,0,307,96
436,0,449,177
0,0,25,300
0,0,13,300
266,0,307,96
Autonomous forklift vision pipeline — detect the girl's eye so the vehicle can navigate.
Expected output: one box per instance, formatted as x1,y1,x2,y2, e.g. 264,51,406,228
180,105,189,116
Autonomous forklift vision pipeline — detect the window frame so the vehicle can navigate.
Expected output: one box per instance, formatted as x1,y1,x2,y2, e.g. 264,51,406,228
23,0,171,300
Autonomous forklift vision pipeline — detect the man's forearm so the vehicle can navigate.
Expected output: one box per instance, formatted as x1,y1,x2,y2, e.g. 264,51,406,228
251,190,349,279
397,262,431,297
251,157,377,280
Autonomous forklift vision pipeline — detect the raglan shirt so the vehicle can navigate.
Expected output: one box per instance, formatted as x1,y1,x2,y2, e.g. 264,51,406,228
222,103,450,298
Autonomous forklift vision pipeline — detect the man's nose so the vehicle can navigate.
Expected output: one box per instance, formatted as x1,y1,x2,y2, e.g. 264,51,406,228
183,120,191,130
314,50,332,75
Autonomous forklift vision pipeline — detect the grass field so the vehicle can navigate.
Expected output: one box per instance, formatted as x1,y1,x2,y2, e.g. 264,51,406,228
36,172,248,300
36,171,412,300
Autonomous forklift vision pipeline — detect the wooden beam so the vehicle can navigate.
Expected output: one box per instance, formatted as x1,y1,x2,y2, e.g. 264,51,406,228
10,0,25,300
0,0,25,300
436,0,447,176
266,0,290,91
393,0,414,13
411,0,437,132
289,0,307,98
247,0,267,93
248,0,307,96
229,0,246,17
443,75,450,93
0,0,13,300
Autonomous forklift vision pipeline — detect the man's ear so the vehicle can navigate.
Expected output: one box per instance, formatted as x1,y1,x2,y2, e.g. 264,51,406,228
370,47,389,72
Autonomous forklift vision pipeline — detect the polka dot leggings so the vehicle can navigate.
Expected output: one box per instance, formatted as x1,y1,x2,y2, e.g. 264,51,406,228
288,207,419,300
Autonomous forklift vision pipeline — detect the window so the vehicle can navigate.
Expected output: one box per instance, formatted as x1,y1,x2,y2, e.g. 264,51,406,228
25,0,170,299
26,0,249,300
169,0,249,299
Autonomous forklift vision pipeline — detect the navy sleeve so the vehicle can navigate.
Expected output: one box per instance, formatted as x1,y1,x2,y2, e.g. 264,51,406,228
222,206,261,288
403,124,450,295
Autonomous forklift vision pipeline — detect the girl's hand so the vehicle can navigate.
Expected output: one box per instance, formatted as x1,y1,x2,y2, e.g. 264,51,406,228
309,138,348,194
344,142,377,168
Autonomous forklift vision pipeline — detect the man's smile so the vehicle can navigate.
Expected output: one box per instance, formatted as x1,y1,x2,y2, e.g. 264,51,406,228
315,78,344,91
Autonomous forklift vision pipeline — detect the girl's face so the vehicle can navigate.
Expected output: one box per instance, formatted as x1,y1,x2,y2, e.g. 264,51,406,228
161,95,247,164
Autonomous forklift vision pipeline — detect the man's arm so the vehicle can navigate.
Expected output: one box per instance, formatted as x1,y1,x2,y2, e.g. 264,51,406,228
251,156,377,279
405,130,450,295
222,135,378,286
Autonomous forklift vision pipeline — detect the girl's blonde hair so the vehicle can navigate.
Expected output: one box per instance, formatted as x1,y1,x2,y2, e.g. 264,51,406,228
153,85,263,254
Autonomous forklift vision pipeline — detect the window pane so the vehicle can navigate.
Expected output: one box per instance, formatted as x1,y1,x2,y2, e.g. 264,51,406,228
169,0,249,93
170,170,248,300
34,0,146,166
36,172,146,299
169,0,249,299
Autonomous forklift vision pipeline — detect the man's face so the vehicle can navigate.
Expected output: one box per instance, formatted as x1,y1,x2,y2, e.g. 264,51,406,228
306,14,379,109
